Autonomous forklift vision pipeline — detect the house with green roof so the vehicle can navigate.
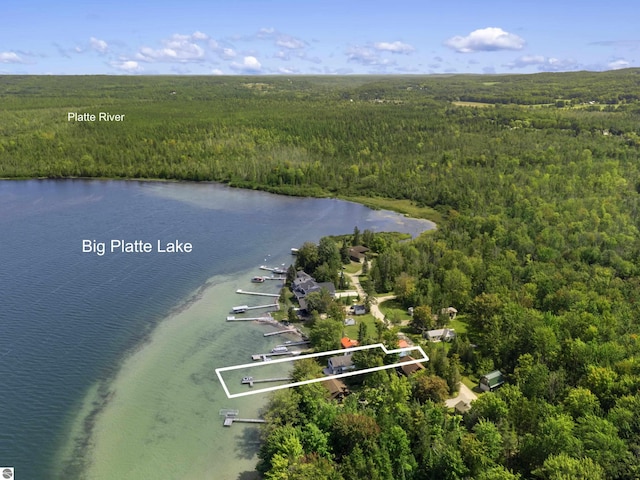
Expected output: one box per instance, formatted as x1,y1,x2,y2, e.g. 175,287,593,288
479,370,505,392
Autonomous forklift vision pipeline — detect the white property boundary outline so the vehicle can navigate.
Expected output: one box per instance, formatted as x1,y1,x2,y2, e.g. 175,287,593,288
215,343,429,399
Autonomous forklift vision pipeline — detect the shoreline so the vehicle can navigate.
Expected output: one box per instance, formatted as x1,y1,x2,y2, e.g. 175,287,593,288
0,177,441,226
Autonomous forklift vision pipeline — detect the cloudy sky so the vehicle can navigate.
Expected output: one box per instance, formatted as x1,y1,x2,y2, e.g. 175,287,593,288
2,0,638,75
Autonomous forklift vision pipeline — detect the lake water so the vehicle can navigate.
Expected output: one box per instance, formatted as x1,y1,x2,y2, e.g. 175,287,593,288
0,180,434,479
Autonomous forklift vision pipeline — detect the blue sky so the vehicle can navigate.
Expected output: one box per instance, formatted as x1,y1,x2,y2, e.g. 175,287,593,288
1,0,638,75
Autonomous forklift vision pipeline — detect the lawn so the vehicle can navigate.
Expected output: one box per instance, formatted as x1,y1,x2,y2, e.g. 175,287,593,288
342,313,380,340
378,299,411,325
448,316,469,334
343,261,363,274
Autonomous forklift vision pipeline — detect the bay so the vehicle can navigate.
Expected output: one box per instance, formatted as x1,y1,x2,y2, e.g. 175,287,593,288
0,179,434,479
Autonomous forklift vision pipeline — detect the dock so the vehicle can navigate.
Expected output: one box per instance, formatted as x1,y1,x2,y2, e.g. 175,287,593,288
241,376,292,387
232,303,279,313
251,351,301,361
220,409,266,427
227,315,273,322
224,417,266,427
259,265,287,274
276,340,310,347
263,329,296,337
236,289,280,298
264,276,286,281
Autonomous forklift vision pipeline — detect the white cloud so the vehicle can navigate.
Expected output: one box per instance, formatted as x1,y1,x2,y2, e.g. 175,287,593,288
222,48,236,59
0,51,24,63
373,41,415,54
192,31,209,40
211,68,224,75
230,56,262,73
111,60,143,72
504,54,579,71
346,46,394,66
445,27,525,53
277,66,300,74
135,32,207,63
608,59,630,70
276,35,305,50
90,37,109,54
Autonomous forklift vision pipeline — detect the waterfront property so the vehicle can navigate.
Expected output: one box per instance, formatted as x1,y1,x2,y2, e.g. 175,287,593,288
327,354,355,375
291,271,336,312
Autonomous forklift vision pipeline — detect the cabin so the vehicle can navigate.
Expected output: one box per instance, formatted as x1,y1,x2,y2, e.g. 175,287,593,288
348,245,370,263
344,317,356,326
323,377,350,401
425,328,456,342
327,354,355,375
397,355,426,376
454,400,471,414
479,370,505,392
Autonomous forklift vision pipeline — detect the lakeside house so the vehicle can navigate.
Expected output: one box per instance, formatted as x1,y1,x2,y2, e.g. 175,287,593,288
479,370,505,392
292,271,336,312
425,328,456,342
327,354,355,375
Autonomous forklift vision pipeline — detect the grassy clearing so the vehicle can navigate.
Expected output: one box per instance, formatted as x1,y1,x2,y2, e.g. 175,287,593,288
342,313,380,339
344,262,363,274
378,299,411,324
340,195,442,224
448,316,469,334
452,101,495,108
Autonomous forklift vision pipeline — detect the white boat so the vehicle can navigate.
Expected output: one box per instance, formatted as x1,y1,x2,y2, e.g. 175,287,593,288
251,276,265,283
271,346,289,353
232,305,248,313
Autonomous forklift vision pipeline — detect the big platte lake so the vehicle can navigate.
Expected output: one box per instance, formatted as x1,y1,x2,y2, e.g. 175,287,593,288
0,179,434,479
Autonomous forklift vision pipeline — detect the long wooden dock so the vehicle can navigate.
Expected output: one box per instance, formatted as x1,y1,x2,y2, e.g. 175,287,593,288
276,340,310,347
241,376,292,387
251,351,301,361
224,417,266,427
232,303,279,313
236,289,280,297
226,315,273,322
263,329,296,337
264,276,286,281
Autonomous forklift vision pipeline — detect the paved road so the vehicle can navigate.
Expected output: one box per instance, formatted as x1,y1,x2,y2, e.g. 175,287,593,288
445,383,478,408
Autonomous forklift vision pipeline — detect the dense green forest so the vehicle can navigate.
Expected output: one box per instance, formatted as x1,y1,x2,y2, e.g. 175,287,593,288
3,70,640,478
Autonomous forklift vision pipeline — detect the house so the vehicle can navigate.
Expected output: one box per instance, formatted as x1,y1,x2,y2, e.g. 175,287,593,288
425,328,456,342
328,354,355,375
479,370,505,392
344,317,356,326
323,377,350,401
353,305,366,315
348,245,370,263
397,355,426,376
292,271,336,313
341,337,359,349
